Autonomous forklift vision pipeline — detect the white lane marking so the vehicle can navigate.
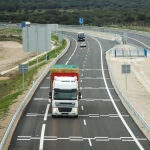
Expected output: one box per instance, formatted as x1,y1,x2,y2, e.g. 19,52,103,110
17,135,147,143
69,136,83,141
89,114,100,118
95,137,109,141
65,36,78,65
80,69,108,71
43,136,57,141
81,98,120,102
45,136,57,138
33,98,49,101
18,136,31,138
81,106,84,111
89,116,99,118
80,87,114,90
26,113,39,117
39,124,46,150
100,114,130,118
129,37,150,49
40,87,49,89
25,113,129,118
83,120,87,126
17,139,31,141
44,104,50,121
88,138,92,147
80,77,110,80
44,139,57,141
93,37,144,150
80,80,83,83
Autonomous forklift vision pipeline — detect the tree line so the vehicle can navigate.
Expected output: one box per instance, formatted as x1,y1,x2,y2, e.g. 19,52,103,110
0,0,150,26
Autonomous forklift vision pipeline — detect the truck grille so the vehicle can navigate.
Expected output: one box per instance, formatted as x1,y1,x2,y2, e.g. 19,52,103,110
55,102,75,107
58,108,72,112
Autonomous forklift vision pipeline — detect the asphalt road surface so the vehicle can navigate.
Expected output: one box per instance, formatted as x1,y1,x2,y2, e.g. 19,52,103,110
9,31,150,150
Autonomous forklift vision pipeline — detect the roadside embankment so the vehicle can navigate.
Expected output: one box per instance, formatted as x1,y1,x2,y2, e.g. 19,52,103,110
0,37,69,149
106,44,150,140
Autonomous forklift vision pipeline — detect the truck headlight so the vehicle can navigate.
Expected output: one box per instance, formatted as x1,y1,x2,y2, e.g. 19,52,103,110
53,108,57,113
73,108,78,114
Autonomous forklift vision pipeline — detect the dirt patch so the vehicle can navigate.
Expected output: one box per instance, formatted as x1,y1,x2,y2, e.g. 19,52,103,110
0,41,34,72
0,76,9,80
0,41,36,143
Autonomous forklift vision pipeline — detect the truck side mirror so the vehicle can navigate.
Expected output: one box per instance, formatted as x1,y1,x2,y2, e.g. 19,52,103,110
49,92,52,99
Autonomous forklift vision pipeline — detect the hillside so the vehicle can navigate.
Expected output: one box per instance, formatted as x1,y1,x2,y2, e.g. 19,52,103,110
0,0,150,10
0,0,150,26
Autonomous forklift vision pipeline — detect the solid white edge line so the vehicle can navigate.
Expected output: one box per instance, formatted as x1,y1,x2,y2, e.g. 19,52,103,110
39,124,46,150
128,37,150,49
88,138,92,147
93,36,144,150
44,104,50,121
65,36,78,65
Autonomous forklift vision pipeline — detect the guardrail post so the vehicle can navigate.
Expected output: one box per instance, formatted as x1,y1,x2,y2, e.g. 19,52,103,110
144,49,147,57
114,49,117,57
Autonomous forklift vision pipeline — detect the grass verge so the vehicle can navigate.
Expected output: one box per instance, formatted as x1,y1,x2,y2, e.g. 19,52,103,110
0,35,67,119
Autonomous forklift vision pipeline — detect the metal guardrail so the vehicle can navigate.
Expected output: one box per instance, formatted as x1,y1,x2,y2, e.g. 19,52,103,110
106,51,150,134
0,38,70,150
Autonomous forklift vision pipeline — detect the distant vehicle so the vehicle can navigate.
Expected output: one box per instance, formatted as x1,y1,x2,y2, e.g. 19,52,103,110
49,64,81,117
21,21,31,28
80,41,86,47
77,32,85,41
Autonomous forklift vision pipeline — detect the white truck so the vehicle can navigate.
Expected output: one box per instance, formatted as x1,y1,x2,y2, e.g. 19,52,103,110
77,32,85,41
49,64,81,117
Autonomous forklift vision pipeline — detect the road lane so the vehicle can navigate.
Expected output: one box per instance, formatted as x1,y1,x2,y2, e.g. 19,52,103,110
9,31,150,150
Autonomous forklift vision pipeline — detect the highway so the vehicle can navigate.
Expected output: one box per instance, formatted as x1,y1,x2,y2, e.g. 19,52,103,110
8,31,150,150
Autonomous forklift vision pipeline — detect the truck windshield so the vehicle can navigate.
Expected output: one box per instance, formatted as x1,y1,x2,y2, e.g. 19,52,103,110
78,33,84,38
54,89,77,100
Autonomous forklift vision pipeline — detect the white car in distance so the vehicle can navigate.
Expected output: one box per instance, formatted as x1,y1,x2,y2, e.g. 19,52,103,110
80,41,86,47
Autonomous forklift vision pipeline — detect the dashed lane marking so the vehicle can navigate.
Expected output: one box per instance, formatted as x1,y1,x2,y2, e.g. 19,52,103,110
80,77,110,80
69,136,83,141
83,120,87,126
17,136,147,143
88,138,92,146
80,69,108,71
39,124,46,150
80,98,120,102
44,104,50,121
33,98,49,101
25,113,129,118
40,87,49,89
81,87,114,90
81,106,84,111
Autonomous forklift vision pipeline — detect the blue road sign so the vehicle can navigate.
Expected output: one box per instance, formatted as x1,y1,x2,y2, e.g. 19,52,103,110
79,18,84,24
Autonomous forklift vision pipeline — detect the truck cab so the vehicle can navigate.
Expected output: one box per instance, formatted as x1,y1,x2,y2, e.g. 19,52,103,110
77,32,85,41
51,76,79,117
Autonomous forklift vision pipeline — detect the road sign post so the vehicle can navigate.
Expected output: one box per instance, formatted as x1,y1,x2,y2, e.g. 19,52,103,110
79,18,84,25
122,64,131,90
19,64,28,90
